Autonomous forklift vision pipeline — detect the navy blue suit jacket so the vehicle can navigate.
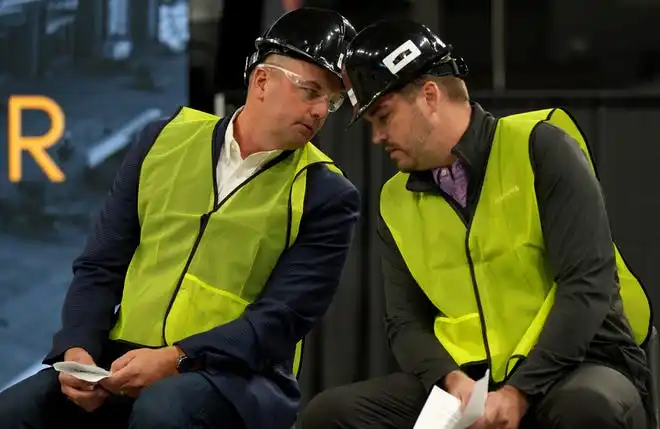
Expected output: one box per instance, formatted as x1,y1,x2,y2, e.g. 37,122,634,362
44,110,361,429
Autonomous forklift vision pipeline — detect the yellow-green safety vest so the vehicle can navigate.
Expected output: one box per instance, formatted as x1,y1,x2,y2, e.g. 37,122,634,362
380,107,651,383
109,106,342,376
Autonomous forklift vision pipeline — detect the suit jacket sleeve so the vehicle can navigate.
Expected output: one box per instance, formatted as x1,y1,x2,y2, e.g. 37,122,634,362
176,167,361,373
43,120,165,364
378,214,459,391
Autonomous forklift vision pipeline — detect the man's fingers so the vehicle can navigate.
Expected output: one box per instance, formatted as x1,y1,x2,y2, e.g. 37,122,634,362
62,385,108,412
78,402,97,413
95,388,110,400
61,384,96,401
65,348,96,365
483,402,501,427
101,351,138,392
60,383,78,400
73,355,95,366
459,388,473,411
74,394,107,413
101,366,134,392
110,351,137,373
58,372,95,391
468,417,487,429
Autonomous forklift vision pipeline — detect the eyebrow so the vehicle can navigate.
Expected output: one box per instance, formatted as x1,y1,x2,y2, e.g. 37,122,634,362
302,79,322,90
368,103,386,118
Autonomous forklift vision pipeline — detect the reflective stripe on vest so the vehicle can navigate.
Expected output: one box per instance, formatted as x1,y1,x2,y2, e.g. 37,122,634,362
109,107,341,377
380,107,651,383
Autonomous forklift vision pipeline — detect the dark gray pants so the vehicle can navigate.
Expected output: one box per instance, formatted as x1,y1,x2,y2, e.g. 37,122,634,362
0,368,244,429
300,364,647,429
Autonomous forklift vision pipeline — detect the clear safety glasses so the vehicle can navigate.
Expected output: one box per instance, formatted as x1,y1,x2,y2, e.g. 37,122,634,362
257,64,345,113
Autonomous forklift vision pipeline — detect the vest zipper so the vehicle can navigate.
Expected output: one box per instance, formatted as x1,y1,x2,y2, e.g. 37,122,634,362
160,154,290,345
444,197,494,379
161,212,211,346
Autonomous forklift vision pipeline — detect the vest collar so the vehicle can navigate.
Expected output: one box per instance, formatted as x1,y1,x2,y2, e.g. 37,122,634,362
211,108,295,172
211,113,233,171
406,102,497,193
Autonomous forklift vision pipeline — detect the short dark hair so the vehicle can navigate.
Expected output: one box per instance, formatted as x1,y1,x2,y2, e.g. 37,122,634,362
403,75,469,103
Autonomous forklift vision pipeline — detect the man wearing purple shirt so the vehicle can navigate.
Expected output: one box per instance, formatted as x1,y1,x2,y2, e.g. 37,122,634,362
300,19,651,429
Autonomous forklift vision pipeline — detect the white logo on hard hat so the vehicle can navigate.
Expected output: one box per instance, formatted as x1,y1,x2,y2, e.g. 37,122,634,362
382,40,422,74
347,88,357,106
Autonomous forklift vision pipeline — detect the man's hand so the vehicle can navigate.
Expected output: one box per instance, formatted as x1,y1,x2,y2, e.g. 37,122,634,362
470,385,528,429
444,370,476,411
59,347,109,412
100,346,181,397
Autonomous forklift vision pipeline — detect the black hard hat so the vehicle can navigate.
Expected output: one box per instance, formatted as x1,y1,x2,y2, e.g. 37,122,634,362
244,8,357,85
341,19,468,126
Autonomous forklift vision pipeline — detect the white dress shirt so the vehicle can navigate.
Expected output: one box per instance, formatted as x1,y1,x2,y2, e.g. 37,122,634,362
216,108,282,202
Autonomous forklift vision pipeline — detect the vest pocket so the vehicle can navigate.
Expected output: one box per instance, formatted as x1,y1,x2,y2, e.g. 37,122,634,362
164,273,249,344
434,313,498,366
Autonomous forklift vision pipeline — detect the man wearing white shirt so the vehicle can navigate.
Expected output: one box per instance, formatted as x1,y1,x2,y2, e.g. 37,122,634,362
216,107,282,201
0,8,359,429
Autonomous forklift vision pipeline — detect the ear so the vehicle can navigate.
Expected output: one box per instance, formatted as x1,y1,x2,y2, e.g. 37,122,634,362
251,68,269,101
420,80,441,114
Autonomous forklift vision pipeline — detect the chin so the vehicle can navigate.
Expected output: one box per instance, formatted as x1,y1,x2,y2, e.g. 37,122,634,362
396,161,414,173
397,158,426,173
287,135,308,149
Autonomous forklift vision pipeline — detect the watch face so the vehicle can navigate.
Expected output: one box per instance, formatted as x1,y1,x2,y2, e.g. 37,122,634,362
177,355,190,372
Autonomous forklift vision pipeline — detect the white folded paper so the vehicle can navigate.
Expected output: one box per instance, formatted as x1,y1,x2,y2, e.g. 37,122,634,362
53,361,111,383
413,369,490,429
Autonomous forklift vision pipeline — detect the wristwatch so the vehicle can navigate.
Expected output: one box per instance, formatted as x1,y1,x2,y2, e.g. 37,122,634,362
176,353,194,373
175,346,202,373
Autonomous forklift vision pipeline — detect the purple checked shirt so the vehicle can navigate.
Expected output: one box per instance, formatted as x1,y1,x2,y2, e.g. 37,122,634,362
432,159,469,207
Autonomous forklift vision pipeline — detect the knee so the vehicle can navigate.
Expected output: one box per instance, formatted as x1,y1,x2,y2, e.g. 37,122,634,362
543,387,635,428
129,378,186,429
0,369,61,423
298,387,362,429
0,383,31,423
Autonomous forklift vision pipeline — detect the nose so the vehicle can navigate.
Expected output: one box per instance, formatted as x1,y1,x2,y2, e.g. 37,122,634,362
371,124,386,145
309,97,329,119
